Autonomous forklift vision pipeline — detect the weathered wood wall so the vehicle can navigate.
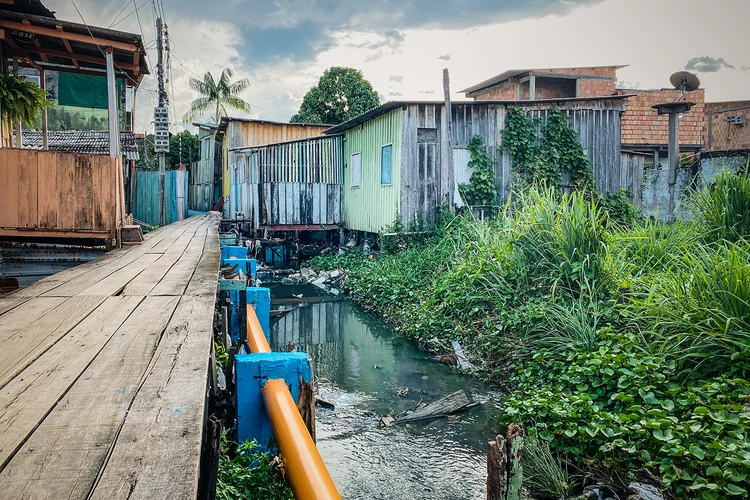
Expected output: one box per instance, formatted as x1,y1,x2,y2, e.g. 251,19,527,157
229,135,343,229
188,160,214,212
620,152,646,206
0,149,125,244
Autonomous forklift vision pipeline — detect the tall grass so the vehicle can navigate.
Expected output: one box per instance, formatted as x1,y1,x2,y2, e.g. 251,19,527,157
634,241,750,371
524,298,603,357
692,169,750,244
523,434,573,499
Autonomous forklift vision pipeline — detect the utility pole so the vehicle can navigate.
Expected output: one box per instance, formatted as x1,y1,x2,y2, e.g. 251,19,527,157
155,17,169,226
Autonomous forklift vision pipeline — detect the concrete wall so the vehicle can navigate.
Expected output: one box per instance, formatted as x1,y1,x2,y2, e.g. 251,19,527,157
640,150,749,220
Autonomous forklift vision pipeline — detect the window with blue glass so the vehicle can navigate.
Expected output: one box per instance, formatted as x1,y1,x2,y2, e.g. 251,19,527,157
381,144,393,185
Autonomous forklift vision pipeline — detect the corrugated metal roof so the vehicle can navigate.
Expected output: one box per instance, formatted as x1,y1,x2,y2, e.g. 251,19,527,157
458,65,629,94
323,96,635,135
21,131,139,160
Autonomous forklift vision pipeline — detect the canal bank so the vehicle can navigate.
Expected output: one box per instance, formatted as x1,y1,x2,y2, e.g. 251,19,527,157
269,286,503,499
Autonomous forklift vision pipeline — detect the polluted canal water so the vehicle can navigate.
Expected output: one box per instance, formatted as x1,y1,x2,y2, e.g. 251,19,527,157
269,284,503,499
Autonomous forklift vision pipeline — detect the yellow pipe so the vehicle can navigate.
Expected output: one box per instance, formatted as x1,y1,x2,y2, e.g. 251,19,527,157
246,305,271,353
262,378,341,500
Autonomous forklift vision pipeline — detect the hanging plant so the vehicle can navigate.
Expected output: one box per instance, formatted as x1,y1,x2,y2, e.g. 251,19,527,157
0,71,51,128
459,134,498,207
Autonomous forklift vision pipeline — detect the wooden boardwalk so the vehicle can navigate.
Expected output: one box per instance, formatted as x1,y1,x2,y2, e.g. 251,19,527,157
0,214,219,500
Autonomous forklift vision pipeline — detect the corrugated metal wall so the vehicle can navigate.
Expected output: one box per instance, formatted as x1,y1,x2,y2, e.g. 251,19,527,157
229,135,343,229
134,170,188,227
343,108,402,233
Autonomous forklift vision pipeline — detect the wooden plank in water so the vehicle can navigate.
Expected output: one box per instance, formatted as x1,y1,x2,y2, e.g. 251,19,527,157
0,296,142,469
0,295,179,499
88,294,215,500
0,295,107,389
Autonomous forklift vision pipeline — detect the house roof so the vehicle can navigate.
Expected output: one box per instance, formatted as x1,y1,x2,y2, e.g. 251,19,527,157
217,116,333,135
21,130,139,160
0,9,149,85
459,65,628,94
323,95,634,135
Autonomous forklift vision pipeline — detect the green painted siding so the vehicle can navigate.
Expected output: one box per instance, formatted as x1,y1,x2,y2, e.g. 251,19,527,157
343,109,402,233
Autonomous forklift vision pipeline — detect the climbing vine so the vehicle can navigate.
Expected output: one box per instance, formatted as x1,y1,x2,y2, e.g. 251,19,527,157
502,107,595,192
459,135,498,207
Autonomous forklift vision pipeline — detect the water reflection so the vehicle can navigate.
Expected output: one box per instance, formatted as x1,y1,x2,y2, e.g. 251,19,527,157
270,295,504,500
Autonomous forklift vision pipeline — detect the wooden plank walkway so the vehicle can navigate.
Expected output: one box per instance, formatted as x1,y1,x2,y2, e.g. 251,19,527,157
0,214,220,500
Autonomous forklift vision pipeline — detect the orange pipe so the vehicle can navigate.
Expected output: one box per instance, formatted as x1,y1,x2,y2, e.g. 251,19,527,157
262,378,341,500
246,305,271,353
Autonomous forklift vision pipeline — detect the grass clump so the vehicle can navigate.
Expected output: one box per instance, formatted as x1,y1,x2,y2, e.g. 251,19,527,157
692,169,750,244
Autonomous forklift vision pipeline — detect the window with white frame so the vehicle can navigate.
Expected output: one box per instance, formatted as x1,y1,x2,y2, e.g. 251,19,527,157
381,144,393,185
351,152,361,188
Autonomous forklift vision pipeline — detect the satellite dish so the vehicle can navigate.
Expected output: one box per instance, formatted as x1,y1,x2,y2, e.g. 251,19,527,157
670,71,701,92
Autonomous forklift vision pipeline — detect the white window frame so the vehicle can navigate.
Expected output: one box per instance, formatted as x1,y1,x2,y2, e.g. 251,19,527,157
351,152,361,188
380,143,393,186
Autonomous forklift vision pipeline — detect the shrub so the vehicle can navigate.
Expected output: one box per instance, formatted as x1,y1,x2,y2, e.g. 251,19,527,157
600,188,639,226
692,169,750,244
216,436,293,500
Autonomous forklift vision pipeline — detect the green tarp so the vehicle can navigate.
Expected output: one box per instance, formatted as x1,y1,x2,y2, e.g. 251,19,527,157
57,73,123,109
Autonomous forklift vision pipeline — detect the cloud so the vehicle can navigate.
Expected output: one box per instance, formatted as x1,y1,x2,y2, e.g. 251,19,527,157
438,54,451,60
389,91,403,97
419,90,436,94
685,56,736,73
389,75,404,83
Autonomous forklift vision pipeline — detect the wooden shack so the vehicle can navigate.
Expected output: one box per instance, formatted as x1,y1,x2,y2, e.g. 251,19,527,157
228,135,343,230
218,117,331,218
189,123,222,212
324,97,634,233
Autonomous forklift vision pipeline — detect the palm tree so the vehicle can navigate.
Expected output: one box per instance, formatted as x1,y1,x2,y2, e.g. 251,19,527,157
184,68,251,123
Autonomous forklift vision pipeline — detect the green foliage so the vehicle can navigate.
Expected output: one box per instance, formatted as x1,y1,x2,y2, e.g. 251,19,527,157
599,188,638,226
523,432,574,498
290,67,380,124
136,130,201,170
379,209,406,254
215,341,228,371
0,71,50,128
692,169,750,244
184,68,251,124
458,135,498,207
216,435,293,500
503,107,594,192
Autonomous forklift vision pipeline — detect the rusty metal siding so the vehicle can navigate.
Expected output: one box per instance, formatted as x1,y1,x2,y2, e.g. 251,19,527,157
343,108,402,233
229,135,343,229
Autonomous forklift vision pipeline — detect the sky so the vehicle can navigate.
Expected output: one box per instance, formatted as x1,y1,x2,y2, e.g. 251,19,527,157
48,0,750,134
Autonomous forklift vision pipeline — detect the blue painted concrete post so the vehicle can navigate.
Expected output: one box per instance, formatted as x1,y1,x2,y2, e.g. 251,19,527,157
247,287,271,340
220,245,258,342
236,352,313,448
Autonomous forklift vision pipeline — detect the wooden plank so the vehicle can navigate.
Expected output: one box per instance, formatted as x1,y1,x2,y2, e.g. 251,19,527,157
0,296,31,316
17,149,39,229
0,149,20,228
150,227,208,296
76,252,160,296
184,220,219,297
74,154,94,230
0,295,107,389
37,151,57,229
92,155,109,232
0,297,67,339
56,153,76,230
88,294,215,500
0,296,179,499
121,252,182,296
0,296,142,469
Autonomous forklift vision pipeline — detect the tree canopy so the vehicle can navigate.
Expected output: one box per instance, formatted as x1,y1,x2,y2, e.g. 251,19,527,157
137,130,200,171
184,68,251,124
291,67,379,124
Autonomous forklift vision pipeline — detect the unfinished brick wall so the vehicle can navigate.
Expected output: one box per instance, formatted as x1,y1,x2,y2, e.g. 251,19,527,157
470,67,619,101
578,79,617,97
473,83,521,100
706,107,750,150
620,89,705,146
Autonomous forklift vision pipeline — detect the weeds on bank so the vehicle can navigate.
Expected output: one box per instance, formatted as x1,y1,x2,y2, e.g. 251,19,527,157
216,434,293,500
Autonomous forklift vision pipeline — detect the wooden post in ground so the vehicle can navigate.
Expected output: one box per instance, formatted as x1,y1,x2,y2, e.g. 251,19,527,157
487,424,525,500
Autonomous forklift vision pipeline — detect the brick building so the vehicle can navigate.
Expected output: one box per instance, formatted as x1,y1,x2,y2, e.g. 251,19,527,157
460,66,625,100
617,88,706,162
705,101,750,151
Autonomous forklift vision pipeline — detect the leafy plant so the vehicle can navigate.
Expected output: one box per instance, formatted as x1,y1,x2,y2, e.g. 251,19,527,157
216,434,293,500
692,169,750,244
380,208,406,254
458,135,498,207
0,71,50,128
600,188,639,226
